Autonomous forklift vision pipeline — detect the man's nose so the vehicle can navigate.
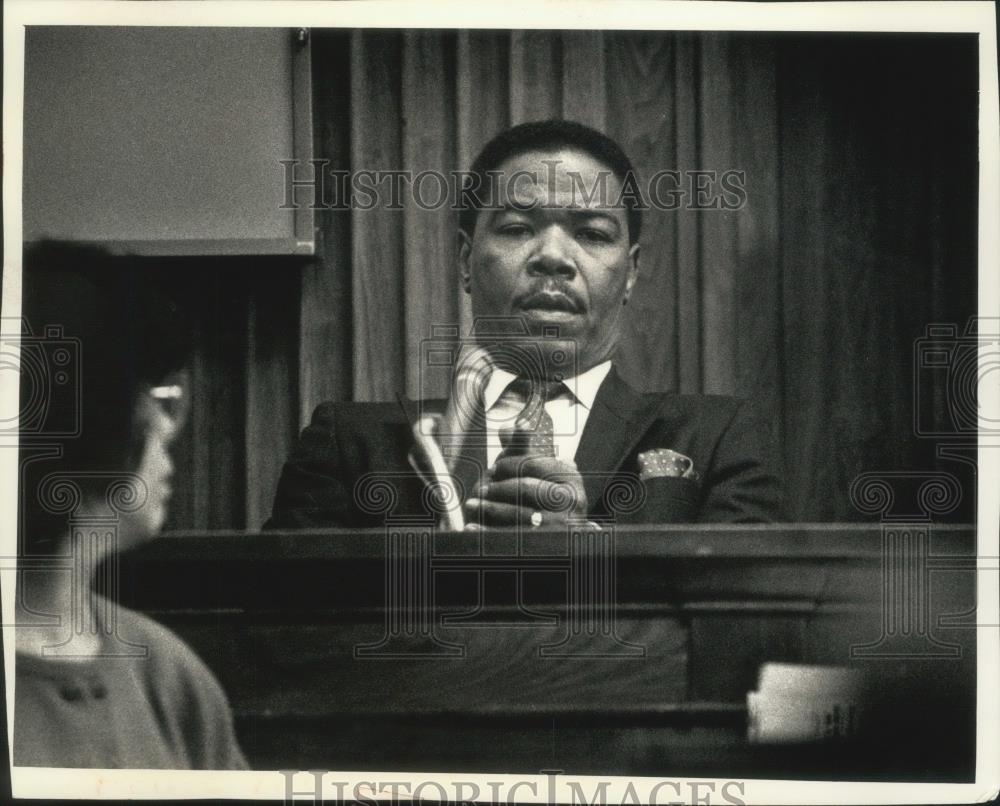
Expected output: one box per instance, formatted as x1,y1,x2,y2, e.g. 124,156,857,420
527,226,577,277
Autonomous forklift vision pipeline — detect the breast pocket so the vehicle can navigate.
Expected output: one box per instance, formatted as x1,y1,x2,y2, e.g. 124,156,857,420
623,476,702,524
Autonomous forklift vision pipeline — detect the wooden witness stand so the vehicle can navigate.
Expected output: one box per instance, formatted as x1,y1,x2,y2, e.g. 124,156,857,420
112,524,976,779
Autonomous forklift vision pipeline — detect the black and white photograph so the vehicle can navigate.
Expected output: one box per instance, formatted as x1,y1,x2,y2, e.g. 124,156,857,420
1,1,997,802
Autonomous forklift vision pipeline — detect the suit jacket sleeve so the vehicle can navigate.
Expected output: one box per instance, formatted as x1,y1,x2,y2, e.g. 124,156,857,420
265,403,351,529
699,398,785,523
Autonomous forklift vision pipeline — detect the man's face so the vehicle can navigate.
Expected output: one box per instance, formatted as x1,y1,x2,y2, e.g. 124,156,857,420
459,147,640,375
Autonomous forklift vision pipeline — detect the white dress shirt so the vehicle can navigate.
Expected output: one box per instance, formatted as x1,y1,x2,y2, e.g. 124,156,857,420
481,361,613,468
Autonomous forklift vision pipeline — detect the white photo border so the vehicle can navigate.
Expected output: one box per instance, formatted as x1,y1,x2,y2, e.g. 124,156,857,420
2,1,997,802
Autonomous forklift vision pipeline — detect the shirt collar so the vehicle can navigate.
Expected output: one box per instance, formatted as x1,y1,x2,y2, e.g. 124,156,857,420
481,360,613,412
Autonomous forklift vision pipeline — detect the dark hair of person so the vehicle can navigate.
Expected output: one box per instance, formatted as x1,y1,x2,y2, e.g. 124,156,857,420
458,119,644,246
17,240,191,553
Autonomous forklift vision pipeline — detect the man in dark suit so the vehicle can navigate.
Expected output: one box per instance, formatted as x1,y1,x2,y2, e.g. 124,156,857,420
267,120,783,529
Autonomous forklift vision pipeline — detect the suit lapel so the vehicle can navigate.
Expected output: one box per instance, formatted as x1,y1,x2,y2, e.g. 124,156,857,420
574,369,663,513
396,396,485,520
393,396,442,518
451,409,487,508
401,375,663,520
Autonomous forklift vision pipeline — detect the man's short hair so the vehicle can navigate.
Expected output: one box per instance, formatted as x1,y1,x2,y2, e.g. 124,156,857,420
459,119,644,246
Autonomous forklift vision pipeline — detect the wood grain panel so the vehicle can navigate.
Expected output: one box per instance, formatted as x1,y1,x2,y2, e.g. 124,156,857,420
797,38,977,520
237,719,750,776
114,526,974,776
245,270,299,531
688,614,805,701
823,42,902,520
561,31,606,128
168,266,247,530
778,39,895,520
605,32,677,393
165,618,688,717
167,280,210,531
350,30,405,402
778,41,833,520
402,31,459,399
509,31,562,124
299,29,352,425
456,31,509,335
674,34,702,394
698,34,738,396
729,36,783,465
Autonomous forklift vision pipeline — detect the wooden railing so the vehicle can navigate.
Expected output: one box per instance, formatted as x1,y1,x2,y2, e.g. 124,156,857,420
112,524,977,778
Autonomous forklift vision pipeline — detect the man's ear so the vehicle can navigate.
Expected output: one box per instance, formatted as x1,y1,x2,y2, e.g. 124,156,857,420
623,242,640,304
458,229,473,294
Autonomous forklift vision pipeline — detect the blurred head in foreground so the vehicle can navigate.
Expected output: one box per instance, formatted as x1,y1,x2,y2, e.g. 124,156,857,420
18,240,191,554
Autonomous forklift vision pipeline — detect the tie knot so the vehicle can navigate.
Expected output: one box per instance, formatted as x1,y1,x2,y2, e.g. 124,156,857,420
507,377,567,405
499,376,561,458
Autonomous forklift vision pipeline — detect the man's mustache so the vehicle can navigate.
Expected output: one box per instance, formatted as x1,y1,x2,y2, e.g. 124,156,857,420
514,286,585,313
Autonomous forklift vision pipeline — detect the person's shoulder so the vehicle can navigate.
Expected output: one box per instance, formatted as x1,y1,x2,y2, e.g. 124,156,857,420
110,603,225,701
108,602,249,769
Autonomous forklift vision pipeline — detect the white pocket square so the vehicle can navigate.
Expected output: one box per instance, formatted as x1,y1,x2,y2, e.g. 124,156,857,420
637,448,700,482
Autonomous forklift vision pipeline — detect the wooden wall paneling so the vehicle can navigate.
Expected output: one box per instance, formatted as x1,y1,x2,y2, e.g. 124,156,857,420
687,613,806,701
922,39,978,515
605,32,678,393
165,279,209,531
729,36,784,466
698,35,738,396
825,40,905,514
209,272,248,530
233,720,749,775
561,31,606,129
402,31,459,400
874,39,976,520
177,266,248,530
245,267,299,531
674,35,702,394
176,618,688,719
456,31,510,336
121,526,975,773
778,40,835,521
350,30,405,402
934,38,978,332
299,29,353,425
163,265,245,530
853,39,975,495
775,37,963,520
509,31,562,124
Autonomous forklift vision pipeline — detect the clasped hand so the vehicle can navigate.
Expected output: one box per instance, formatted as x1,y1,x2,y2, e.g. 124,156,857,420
464,453,588,529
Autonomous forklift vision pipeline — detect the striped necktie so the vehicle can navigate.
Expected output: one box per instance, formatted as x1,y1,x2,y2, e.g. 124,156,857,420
497,377,567,459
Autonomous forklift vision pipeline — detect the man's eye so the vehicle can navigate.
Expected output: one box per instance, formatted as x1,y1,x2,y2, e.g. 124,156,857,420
577,228,612,243
498,222,531,236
